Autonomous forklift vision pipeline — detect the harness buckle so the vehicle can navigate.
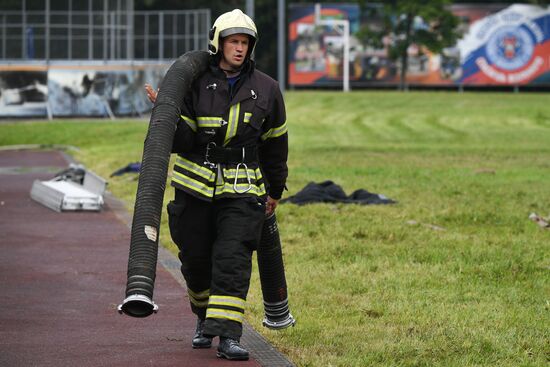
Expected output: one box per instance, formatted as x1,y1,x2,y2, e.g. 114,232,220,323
233,148,252,194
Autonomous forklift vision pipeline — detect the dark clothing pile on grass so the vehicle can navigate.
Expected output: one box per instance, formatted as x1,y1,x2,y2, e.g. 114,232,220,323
281,180,396,206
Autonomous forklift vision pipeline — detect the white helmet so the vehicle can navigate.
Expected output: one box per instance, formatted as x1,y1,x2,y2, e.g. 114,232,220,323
208,9,258,58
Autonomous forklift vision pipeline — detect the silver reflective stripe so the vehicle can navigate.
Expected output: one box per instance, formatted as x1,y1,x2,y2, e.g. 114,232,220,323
223,167,260,180
188,288,210,300
175,156,215,182
206,309,244,323
197,116,223,128
172,173,214,197
209,295,246,309
189,288,209,307
216,164,224,186
261,121,288,140
244,112,252,123
189,297,209,307
224,103,240,146
215,182,266,196
180,115,197,132
216,167,265,196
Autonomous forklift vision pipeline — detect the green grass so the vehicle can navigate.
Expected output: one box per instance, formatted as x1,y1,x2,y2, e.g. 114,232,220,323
2,91,549,366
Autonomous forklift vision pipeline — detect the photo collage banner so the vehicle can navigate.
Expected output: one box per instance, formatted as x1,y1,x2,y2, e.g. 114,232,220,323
0,63,167,118
288,3,550,87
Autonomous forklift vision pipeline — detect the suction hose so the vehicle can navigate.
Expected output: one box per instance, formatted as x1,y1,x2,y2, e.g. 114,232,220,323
257,213,296,329
118,50,210,318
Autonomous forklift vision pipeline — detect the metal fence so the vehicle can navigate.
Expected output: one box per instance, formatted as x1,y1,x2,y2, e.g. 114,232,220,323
133,10,211,60
0,1,210,61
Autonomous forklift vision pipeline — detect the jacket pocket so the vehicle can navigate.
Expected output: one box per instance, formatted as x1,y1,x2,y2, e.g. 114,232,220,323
248,95,269,130
243,196,266,251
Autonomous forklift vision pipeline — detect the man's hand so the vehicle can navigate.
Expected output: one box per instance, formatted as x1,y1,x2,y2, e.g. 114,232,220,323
266,196,279,216
145,83,158,104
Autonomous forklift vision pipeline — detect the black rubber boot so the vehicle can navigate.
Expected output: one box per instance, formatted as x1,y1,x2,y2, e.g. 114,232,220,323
192,318,212,349
216,337,249,360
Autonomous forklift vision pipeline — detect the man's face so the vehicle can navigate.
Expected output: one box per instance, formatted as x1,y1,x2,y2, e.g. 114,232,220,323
219,34,250,71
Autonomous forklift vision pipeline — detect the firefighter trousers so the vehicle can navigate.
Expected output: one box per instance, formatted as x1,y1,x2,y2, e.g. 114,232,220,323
167,189,266,339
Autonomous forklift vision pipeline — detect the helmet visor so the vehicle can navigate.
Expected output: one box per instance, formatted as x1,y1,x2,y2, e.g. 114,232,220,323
220,27,257,40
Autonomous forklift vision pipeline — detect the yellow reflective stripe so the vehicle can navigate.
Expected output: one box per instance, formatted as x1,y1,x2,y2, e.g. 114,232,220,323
175,157,215,182
261,121,288,140
244,112,252,123
180,115,197,132
209,295,245,309
224,103,240,146
206,309,244,323
190,298,209,307
214,182,266,196
254,168,263,180
172,173,214,197
189,288,210,306
224,172,257,180
188,288,210,300
197,116,222,128
222,167,261,180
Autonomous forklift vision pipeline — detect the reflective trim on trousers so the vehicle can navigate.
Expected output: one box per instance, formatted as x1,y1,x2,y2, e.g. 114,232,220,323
188,288,210,308
208,295,245,309
206,308,244,323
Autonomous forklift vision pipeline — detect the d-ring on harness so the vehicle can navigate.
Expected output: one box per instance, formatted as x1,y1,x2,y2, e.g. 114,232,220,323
234,148,252,194
204,142,218,169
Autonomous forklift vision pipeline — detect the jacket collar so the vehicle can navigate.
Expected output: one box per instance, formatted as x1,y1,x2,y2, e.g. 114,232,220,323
207,58,258,105
230,75,257,105
209,55,255,78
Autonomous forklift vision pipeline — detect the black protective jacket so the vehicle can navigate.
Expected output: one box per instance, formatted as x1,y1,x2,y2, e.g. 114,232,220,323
170,59,288,201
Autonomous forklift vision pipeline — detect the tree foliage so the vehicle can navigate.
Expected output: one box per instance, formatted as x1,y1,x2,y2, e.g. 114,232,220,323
357,0,461,89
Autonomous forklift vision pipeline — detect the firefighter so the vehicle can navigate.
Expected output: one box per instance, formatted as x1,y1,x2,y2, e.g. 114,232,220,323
147,9,288,361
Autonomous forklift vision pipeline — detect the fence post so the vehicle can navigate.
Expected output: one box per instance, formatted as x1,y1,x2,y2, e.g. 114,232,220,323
159,12,164,60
